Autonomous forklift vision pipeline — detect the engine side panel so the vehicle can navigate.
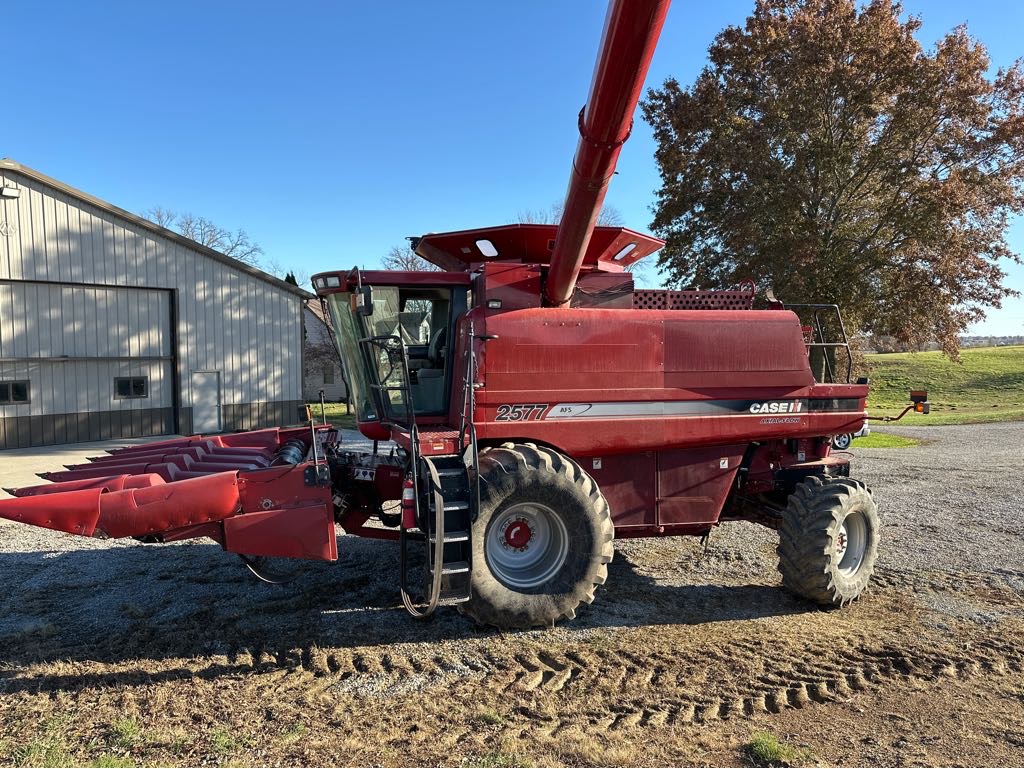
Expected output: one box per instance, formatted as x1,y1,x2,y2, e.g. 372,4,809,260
474,307,866,455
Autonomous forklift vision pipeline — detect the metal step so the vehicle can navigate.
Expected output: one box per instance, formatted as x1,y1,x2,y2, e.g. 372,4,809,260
438,593,471,606
429,529,469,544
431,560,470,575
427,498,469,513
437,467,466,477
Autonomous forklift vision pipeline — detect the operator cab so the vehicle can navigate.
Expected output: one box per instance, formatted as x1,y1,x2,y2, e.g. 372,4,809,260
368,285,452,413
313,270,470,433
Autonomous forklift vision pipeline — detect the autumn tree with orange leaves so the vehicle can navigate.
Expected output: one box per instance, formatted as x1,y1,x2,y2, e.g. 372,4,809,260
642,0,1024,355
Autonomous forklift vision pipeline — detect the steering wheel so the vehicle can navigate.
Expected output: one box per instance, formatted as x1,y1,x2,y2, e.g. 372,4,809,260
428,327,447,367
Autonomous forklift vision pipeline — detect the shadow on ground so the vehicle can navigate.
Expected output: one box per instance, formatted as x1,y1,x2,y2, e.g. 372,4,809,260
0,533,810,676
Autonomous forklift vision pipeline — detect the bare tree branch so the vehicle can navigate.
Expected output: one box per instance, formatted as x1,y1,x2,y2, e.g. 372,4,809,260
141,208,265,265
382,244,440,272
516,202,624,226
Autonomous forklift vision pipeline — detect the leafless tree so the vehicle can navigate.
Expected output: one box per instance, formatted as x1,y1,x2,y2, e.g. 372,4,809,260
515,202,624,227
382,244,440,272
143,207,264,265
146,205,177,229
264,258,310,290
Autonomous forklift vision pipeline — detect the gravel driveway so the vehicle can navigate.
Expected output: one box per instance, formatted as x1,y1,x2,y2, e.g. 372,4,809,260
1,422,1022,766
857,422,1024,574
0,421,1019,649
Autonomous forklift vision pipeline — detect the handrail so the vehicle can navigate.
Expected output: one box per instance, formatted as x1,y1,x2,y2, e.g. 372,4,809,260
777,302,853,383
401,454,444,620
358,332,438,618
458,322,482,523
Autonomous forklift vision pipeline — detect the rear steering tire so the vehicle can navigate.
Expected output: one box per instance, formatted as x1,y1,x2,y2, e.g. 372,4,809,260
777,476,879,606
460,442,614,629
831,433,853,450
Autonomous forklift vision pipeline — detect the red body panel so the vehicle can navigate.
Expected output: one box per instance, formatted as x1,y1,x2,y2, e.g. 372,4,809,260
223,506,337,561
0,471,241,538
470,306,867,457
94,472,242,538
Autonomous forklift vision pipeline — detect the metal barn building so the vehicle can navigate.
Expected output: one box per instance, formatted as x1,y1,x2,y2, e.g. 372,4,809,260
0,159,308,450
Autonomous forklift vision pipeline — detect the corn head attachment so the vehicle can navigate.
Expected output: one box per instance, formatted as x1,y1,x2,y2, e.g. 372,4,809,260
0,426,339,563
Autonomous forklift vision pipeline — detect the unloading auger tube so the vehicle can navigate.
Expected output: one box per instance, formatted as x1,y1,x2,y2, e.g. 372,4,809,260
544,0,671,307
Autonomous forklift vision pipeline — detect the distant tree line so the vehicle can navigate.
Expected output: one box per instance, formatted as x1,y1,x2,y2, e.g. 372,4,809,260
865,334,1024,352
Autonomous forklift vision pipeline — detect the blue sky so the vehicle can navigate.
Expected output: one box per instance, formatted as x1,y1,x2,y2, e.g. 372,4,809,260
4,1,1022,334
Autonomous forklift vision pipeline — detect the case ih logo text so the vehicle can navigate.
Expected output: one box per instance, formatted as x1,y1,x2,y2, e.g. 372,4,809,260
749,400,804,415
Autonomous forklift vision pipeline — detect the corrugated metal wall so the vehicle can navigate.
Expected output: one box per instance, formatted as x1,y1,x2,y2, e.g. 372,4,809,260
0,164,304,448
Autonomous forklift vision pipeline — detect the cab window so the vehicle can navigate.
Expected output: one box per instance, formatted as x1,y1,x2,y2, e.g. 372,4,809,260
368,286,452,415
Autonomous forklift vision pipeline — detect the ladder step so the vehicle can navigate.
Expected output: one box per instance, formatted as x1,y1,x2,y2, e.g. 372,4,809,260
438,594,471,606
429,530,469,543
437,468,465,477
429,499,469,512
431,560,470,575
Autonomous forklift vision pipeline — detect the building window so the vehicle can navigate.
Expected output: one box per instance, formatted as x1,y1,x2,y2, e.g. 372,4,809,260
115,376,148,399
323,365,335,385
0,381,30,404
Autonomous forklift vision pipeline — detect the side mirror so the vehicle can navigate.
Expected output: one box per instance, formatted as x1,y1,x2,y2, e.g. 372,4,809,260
353,285,373,317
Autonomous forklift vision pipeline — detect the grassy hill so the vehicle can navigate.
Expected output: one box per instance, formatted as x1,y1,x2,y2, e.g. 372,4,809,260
865,345,1024,425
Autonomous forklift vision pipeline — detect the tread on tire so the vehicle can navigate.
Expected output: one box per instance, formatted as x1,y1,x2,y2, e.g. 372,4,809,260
460,442,614,629
777,475,879,607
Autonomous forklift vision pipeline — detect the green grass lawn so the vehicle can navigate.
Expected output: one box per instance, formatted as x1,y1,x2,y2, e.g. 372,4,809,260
865,345,1024,425
851,432,921,448
305,403,358,431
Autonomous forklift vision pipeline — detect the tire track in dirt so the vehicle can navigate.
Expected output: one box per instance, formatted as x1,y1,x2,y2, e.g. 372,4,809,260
4,569,1022,720
871,566,1024,596
500,634,1024,739
208,608,1024,730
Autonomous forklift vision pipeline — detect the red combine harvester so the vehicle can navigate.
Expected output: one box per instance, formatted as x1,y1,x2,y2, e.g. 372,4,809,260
0,0,928,629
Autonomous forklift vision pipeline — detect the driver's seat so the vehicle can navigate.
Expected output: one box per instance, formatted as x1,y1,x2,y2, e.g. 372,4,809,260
412,327,447,412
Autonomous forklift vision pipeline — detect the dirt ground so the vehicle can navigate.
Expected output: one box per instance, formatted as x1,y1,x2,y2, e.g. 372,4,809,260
1,422,1023,767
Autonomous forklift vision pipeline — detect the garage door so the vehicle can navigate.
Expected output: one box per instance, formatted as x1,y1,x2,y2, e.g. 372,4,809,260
0,280,176,449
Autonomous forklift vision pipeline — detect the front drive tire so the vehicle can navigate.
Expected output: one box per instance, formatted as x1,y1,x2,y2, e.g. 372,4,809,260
777,476,879,607
460,442,614,629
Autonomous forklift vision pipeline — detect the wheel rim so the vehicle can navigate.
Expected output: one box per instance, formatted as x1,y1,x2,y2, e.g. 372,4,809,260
833,434,851,449
835,511,868,576
486,502,569,589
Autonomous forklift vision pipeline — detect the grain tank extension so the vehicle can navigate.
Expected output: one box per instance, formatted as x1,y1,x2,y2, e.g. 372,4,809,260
0,0,928,629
